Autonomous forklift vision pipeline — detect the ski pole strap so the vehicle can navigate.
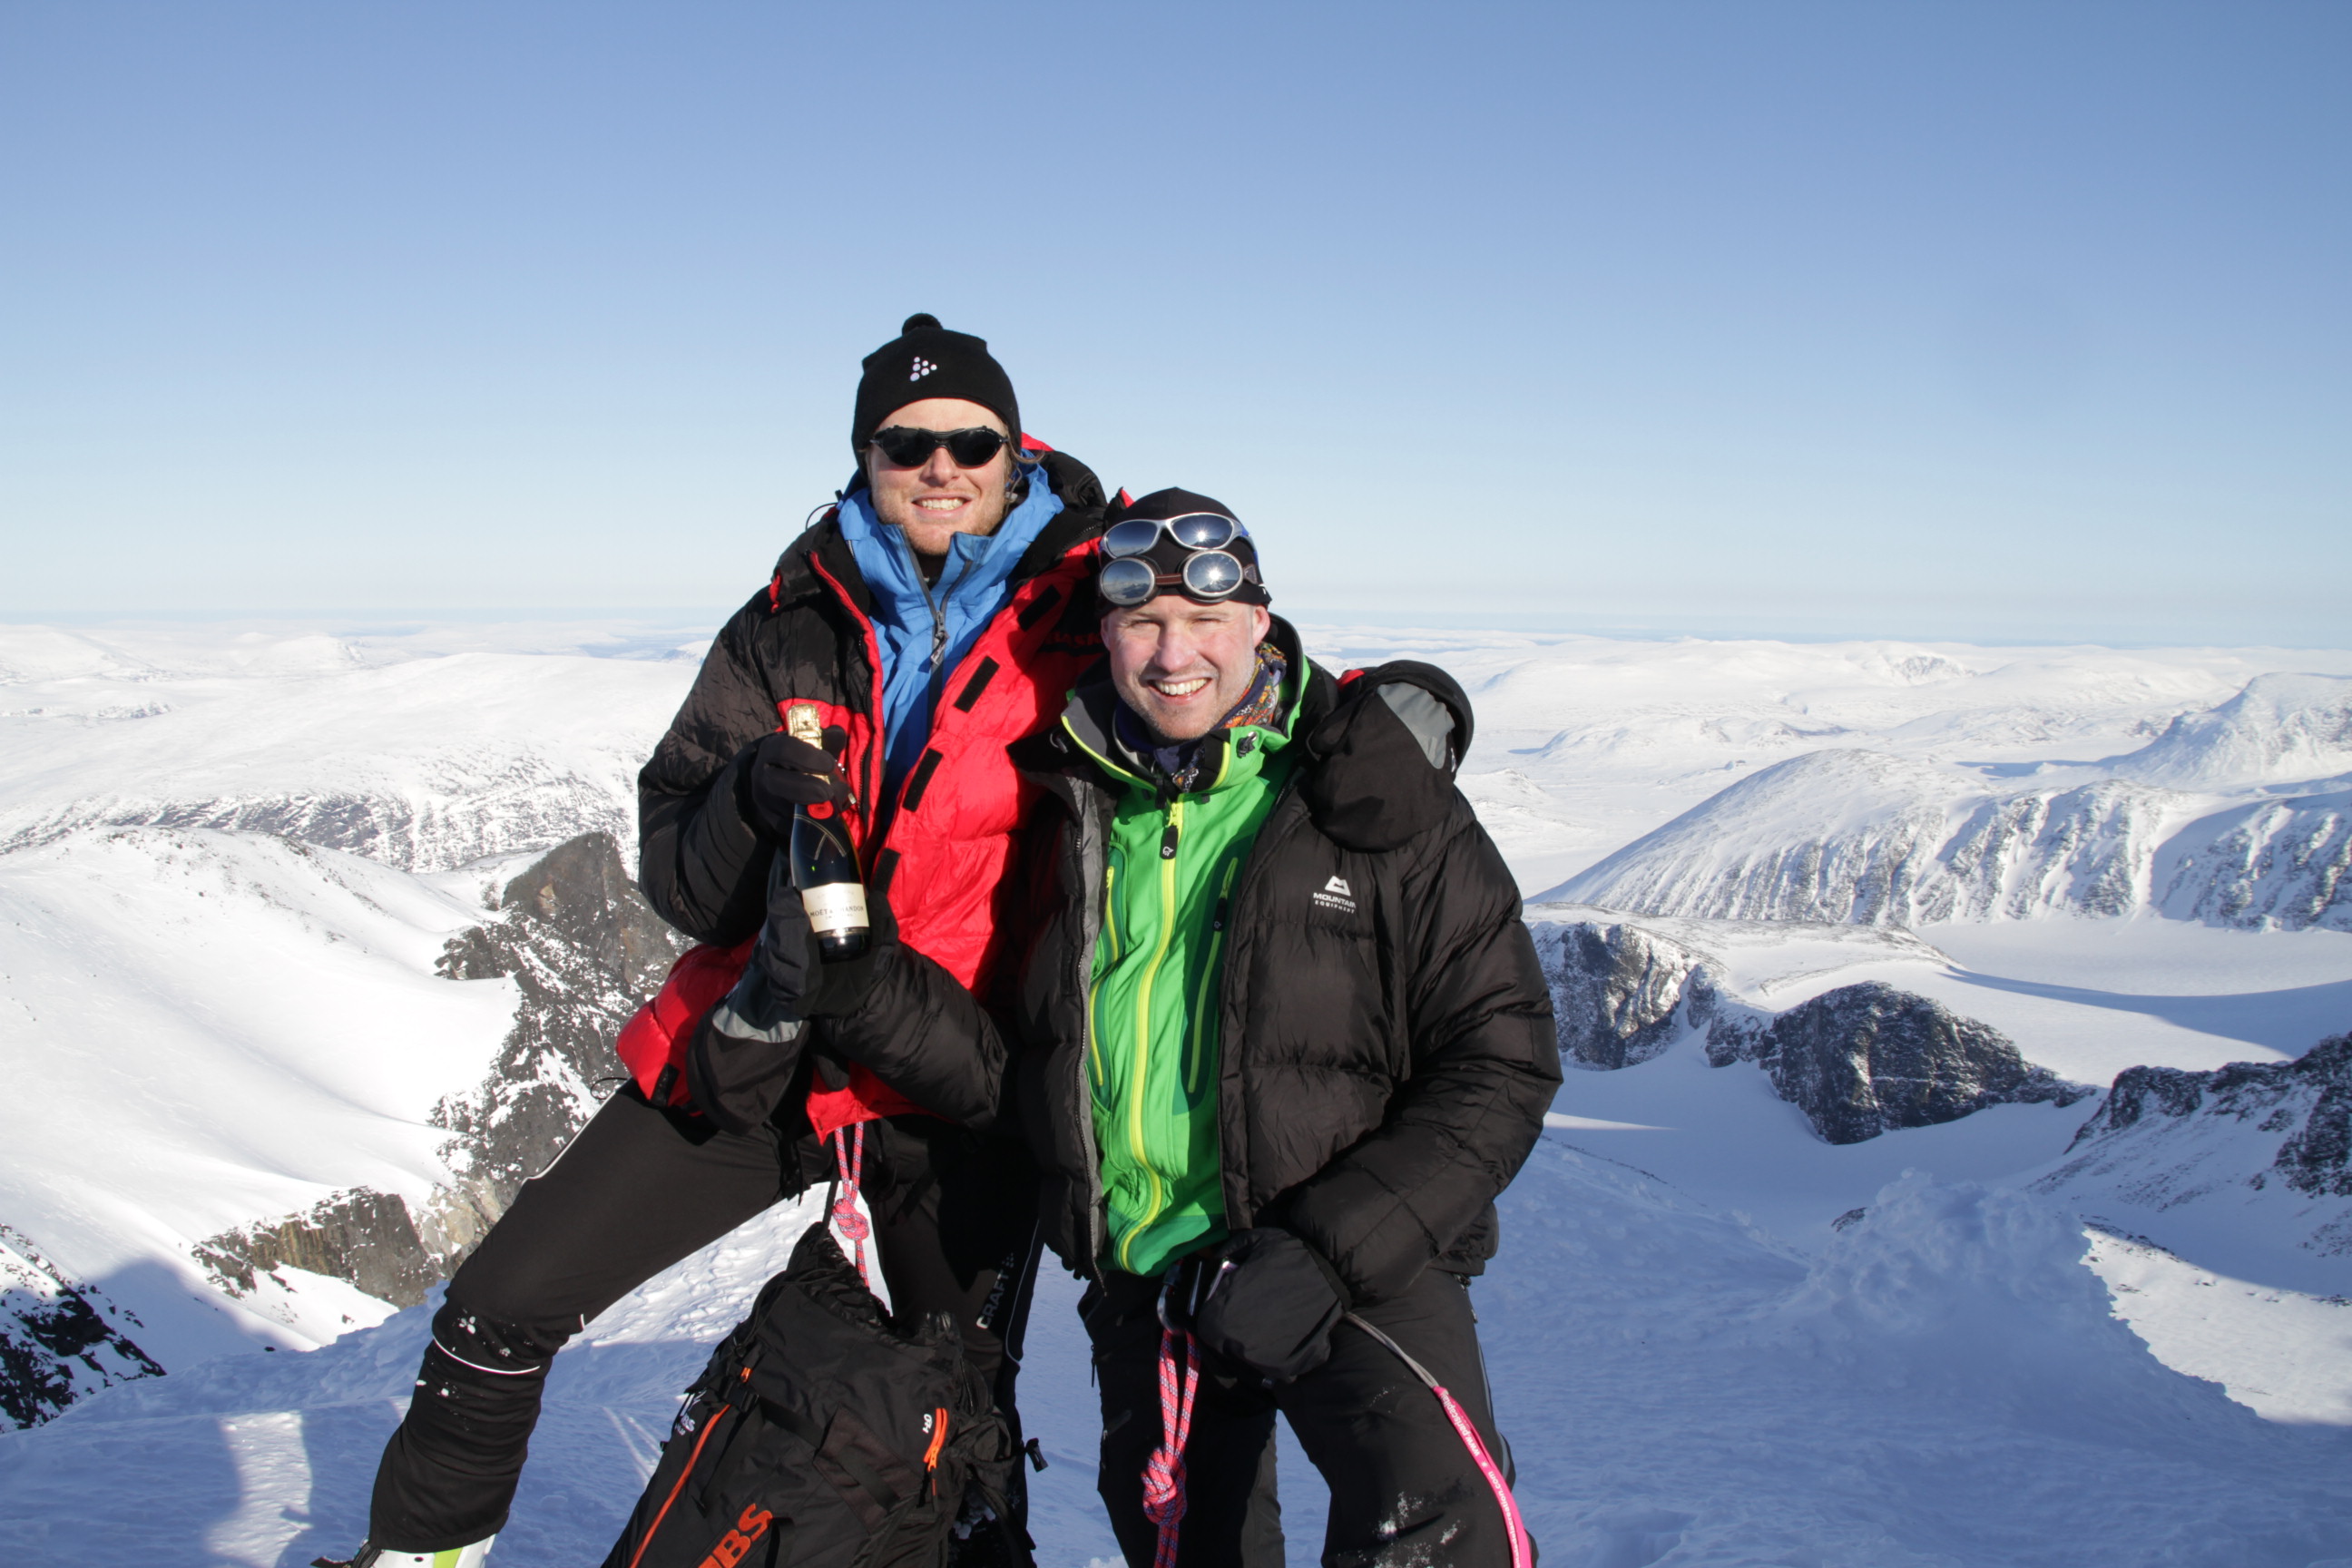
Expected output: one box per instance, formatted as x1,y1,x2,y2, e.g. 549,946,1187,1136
1139,1326,1200,1568
1343,1311,1534,1568
828,1122,873,1289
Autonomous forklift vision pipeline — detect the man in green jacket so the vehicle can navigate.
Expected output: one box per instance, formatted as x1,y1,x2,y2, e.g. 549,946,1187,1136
813,486,1560,1565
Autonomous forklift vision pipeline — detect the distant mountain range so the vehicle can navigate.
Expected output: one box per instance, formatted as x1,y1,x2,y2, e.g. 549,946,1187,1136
1546,672,2352,931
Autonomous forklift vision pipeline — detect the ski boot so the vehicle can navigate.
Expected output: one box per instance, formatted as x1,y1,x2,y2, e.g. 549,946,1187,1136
310,1536,494,1568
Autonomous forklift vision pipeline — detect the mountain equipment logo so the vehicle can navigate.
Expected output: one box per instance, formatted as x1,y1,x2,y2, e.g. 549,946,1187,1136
908,355,937,382
1313,874,1357,914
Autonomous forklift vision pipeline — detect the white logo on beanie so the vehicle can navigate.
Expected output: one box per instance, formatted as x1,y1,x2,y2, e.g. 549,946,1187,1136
909,356,937,382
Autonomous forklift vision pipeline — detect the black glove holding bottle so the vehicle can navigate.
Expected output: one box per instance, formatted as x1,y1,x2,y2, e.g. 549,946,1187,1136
1182,1228,1354,1384
740,731,850,839
684,859,896,1133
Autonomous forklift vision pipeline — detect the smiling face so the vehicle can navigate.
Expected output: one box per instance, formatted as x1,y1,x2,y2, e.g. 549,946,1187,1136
863,397,1017,555
1102,597,1274,741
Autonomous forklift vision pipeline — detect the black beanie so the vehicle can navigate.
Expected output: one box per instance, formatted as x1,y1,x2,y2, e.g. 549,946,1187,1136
1098,486,1271,609
850,313,1022,454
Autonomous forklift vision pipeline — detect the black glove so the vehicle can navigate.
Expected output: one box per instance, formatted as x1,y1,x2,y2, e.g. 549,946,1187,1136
1188,1229,1351,1384
741,731,849,840
686,875,894,1132
751,865,894,1024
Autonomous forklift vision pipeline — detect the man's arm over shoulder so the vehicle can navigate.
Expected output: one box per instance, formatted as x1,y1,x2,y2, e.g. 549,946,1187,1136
819,940,1014,1132
638,592,782,945
1279,804,1560,1302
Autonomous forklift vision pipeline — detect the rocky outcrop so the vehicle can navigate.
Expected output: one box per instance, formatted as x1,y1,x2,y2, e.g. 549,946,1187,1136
2153,790,2351,933
1534,920,1712,1070
429,830,692,1221
2059,1031,2352,1200
194,1188,445,1311
1,1223,163,1429
1740,982,2090,1145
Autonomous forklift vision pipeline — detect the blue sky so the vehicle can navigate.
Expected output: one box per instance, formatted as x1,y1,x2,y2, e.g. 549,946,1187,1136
3,2,2345,643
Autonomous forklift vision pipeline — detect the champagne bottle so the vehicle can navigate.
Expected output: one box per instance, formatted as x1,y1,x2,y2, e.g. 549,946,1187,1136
791,792,869,960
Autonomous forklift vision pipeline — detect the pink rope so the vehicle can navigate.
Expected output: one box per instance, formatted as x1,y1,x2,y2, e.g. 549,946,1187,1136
828,1123,872,1289
1430,1380,1534,1568
1343,1312,1533,1568
1138,1327,1200,1568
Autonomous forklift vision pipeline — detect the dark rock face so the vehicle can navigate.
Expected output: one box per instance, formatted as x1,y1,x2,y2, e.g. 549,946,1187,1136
1535,921,1709,1070
195,1188,444,1311
429,831,692,1229
1,1223,163,1429
2065,1031,2352,1199
1751,982,2091,1145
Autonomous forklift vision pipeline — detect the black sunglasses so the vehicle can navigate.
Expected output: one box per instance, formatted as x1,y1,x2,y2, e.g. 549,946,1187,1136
868,426,1011,468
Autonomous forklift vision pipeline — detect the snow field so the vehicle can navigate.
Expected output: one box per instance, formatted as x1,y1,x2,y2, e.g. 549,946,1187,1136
9,1146,2348,1565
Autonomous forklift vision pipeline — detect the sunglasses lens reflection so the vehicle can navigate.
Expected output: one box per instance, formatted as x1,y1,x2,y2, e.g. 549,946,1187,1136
1183,552,1243,597
1168,514,1239,550
1099,557,1158,605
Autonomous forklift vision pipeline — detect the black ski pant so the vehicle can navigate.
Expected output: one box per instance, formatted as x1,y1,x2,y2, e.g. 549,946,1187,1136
1084,1264,1524,1568
368,1087,1040,1553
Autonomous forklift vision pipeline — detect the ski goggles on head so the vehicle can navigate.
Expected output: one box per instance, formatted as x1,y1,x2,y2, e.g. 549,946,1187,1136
867,425,1011,468
1098,551,1252,607
1098,511,1260,607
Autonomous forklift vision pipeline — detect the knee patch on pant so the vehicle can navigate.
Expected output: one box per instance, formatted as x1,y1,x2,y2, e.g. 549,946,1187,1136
427,1298,564,1383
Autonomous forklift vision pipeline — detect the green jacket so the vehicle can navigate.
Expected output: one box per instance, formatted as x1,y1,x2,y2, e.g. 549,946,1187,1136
1063,652,1300,1276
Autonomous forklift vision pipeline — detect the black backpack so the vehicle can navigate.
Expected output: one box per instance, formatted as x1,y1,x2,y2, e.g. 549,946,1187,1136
602,1222,1023,1568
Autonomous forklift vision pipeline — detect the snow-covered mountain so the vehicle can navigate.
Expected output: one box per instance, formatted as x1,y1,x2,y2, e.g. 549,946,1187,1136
1545,673,2352,930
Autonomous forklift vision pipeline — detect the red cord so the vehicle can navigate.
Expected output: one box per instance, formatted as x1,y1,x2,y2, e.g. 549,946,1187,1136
829,1123,872,1289
1138,1327,1200,1568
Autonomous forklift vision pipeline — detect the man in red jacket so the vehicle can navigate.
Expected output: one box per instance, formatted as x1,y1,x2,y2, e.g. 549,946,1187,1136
328,317,1111,1568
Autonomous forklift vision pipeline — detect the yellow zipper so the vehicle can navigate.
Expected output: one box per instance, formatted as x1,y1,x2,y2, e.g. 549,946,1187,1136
1116,798,1183,1270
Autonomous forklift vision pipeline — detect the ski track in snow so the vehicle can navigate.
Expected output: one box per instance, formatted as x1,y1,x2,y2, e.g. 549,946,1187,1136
5,619,2352,1565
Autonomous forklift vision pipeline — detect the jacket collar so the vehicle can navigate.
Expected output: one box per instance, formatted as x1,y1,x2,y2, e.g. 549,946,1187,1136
770,447,1108,619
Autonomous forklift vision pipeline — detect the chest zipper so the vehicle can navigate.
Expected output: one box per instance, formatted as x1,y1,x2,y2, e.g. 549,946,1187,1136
1185,858,1239,1096
1113,799,1186,1271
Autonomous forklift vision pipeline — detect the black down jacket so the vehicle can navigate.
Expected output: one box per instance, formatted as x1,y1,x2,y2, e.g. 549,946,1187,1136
832,623,1562,1300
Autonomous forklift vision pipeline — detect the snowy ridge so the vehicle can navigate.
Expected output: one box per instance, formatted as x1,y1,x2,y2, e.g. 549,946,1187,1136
2108,671,2352,789
0,625,695,873
1547,673,2352,929
9,1144,2352,1566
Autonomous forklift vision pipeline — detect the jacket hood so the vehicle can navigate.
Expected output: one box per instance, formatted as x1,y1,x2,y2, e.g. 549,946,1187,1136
1297,654,1473,853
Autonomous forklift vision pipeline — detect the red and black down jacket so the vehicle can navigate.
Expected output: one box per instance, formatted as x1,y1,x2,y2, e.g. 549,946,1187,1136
626,447,1112,1137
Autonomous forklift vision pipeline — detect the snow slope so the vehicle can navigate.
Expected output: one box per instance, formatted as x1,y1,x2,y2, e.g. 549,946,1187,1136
8,1143,2351,1566
0,827,514,1367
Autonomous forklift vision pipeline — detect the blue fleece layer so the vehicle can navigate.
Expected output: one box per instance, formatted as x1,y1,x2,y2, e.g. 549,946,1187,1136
838,473,1064,798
